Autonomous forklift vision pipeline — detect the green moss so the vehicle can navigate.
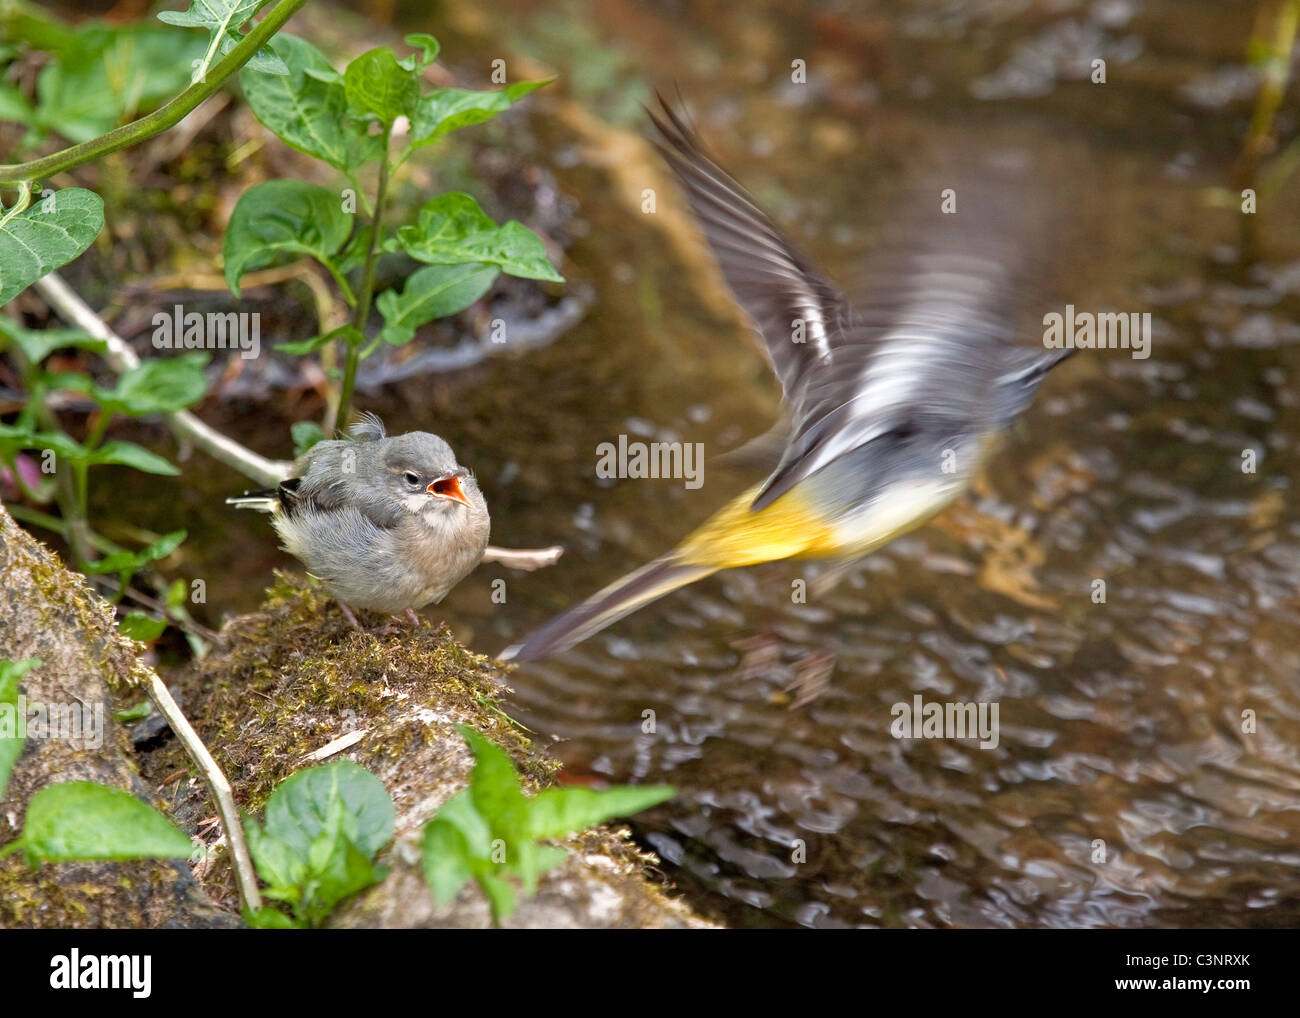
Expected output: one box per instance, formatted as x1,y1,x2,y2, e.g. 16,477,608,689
180,572,555,814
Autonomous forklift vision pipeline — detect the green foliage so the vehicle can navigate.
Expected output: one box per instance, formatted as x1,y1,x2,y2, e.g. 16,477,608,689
421,726,673,924
223,179,353,297
0,781,194,866
157,0,288,81
390,193,564,281
234,30,561,423
0,188,104,306
0,658,41,801
290,419,326,456
3,19,206,146
376,263,499,346
243,760,394,928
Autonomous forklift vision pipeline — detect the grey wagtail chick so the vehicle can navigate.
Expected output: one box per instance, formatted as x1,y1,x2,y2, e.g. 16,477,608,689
498,97,1074,663
228,412,490,628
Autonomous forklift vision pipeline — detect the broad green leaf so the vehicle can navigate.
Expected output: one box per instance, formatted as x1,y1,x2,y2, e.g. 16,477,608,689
0,317,106,365
224,180,353,297
421,805,475,906
526,784,674,840
118,611,167,643
94,352,208,415
262,760,394,859
459,725,527,837
157,0,288,80
2,781,192,865
342,47,418,125
85,529,186,576
88,441,180,477
391,193,562,282
245,814,307,894
409,79,550,148
376,263,498,346
0,189,103,307
290,420,325,456
30,24,204,144
0,658,41,801
298,796,384,925
241,34,382,171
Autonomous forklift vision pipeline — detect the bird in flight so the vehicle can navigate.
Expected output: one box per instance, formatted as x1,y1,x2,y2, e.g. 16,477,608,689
499,97,1072,663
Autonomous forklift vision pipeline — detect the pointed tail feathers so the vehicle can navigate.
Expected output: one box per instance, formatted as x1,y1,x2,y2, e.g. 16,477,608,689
498,555,714,664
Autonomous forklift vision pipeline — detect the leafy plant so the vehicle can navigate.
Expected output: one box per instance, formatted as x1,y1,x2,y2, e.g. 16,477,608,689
0,657,41,800
243,760,395,928
0,315,203,574
228,29,563,425
0,781,195,865
421,726,673,924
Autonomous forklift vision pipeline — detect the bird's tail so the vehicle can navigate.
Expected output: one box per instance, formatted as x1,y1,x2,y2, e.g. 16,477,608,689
498,555,715,664
225,488,280,513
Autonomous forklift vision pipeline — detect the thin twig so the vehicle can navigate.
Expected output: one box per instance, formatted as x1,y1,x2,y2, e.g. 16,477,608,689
33,272,294,488
482,545,564,570
146,674,262,915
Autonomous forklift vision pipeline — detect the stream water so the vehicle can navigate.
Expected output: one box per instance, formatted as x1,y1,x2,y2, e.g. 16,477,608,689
152,0,1300,927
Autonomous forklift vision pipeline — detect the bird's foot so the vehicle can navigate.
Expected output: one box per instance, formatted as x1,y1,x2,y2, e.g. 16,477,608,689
338,602,403,636
403,607,421,627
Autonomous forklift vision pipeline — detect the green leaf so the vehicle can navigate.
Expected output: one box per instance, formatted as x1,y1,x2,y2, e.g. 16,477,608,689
85,529,186,576
241,34,382,171
526,785,674,840
2,781,192,865
342,47,418,126
87,441,180,477
391,193,563,282
409,79,550,148
298,796,384,925
224,180,353,297
31,24,205,144
403,33,439,70
94,351,208,416
376,263,498,346
0,658,41,801
118,611,167,643
243,903,303,929
157,0,288,80
0,425,87,462
262,760,394,859
417,725,674,924
113,699,153,723
0,316,106,365
290,419,325,456
0,188,103,307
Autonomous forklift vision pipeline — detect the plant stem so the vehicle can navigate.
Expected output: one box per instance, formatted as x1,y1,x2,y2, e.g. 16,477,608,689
146,674,263,916
0,0,312,186
336,131,392,428
33,272,294,487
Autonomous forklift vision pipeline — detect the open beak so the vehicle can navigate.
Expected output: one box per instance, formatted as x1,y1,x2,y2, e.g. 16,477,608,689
427,468,470,506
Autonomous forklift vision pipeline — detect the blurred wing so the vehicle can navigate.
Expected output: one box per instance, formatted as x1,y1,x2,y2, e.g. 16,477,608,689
648,95,851,400
752,165,1072,510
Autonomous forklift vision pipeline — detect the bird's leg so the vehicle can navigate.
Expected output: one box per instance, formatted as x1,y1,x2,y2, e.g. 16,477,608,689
338,602,365,632
403,607,421,627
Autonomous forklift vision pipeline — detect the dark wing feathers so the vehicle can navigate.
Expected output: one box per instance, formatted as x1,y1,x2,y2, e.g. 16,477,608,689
648,96,850,400
651,94,1071,511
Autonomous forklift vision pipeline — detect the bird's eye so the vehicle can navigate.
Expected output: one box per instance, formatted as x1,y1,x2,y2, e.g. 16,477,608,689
403,471,421,486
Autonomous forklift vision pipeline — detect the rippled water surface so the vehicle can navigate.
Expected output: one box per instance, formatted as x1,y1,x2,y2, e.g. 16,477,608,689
199,0,1300,926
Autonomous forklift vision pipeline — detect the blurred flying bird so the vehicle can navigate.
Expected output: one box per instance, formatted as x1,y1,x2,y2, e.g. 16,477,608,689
498,97,1072,663
228,413,490,628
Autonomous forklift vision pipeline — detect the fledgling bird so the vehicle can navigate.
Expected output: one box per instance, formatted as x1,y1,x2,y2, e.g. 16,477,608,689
498,98,1074,664
228,413,490,628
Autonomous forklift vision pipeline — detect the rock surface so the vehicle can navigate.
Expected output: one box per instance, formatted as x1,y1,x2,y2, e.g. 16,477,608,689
0,503,235,928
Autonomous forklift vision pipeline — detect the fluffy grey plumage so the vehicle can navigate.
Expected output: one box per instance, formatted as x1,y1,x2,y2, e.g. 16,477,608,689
229,414,490,617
